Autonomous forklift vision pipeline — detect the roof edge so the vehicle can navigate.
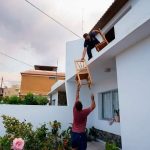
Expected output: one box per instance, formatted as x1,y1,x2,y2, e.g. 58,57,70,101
90,0,129,32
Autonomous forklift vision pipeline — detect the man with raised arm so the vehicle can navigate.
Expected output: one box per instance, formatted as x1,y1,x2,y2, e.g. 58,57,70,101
71,84,96,150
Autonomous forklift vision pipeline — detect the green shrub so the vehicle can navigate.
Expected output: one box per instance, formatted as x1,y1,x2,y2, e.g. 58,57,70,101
0,115,72,150
34,96,48,105
61,126,72,149
1,115,36,150
50,120,61,135
1,96,9,104
105,141,120,150
0,97,3,104
0,96,3,103
0,135,11,150
8,95,21,104
2,115,33,138
23,93,38,105
0,93,49,105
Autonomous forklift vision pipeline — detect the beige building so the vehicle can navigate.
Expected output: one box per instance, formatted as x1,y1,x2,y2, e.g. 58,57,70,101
3,85,20,97
20,66,65,97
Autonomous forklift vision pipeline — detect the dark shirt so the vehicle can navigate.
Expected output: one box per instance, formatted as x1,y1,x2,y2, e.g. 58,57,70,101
84,32,100,48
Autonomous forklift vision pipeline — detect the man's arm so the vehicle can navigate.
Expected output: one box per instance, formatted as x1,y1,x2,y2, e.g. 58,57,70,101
90,94,96,110
81,47,87,60
83,94,96,116
92,30,100,34
92,29,105,37
76,84,80,102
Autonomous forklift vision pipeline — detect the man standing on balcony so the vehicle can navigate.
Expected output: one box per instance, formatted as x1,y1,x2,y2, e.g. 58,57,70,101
81,30,101,61
71,84,96,150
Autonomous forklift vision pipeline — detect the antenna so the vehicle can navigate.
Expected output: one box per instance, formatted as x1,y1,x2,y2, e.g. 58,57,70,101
82,8,84,34
56,59,58,81
0,77,3,97
1,77,3,88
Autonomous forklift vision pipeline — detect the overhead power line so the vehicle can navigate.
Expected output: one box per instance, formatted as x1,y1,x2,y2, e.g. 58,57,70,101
25,0,81,38
0,51,33,68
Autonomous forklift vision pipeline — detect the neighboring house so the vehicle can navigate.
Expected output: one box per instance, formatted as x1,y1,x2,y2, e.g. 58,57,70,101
20,65,65,97
49,0,150,149
3,85,20,97
48,80,67,106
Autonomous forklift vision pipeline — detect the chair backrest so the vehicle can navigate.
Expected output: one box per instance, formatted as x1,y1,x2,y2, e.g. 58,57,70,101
99,29,108,43
74,59,87,72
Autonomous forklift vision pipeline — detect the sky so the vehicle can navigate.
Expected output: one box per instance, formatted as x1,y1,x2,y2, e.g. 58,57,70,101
0,0,114,87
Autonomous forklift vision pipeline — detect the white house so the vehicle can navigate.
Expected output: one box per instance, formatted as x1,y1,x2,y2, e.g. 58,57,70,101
1,0,149,149
51,0,150,149
48,80,67,106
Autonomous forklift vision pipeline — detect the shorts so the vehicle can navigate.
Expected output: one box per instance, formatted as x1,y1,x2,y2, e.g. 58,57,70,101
71,132,87,150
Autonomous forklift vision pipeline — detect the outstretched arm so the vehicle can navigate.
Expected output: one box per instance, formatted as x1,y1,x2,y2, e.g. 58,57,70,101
90,94,96,110
81,47,87,60
92,29,101,34
76,84,80,102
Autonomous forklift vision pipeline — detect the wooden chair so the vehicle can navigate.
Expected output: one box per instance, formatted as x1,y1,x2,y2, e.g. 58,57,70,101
95,29,108,52
74,59,92,88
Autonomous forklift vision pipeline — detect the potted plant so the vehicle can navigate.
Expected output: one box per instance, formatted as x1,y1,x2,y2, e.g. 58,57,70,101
87,127,99,141
105,141,120,150
114,109,120,122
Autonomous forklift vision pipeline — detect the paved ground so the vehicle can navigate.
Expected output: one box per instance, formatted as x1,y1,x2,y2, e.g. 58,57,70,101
87,141,105,150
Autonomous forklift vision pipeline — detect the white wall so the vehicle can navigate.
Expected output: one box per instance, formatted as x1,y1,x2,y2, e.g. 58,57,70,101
116,36,150,150
0,105,72,136
115,0,150,40
92,77,120,135
52,92,58,105
66,58,121,135
89,59,120,135
65,0,150,140
66,39,84,80
51,80,65,92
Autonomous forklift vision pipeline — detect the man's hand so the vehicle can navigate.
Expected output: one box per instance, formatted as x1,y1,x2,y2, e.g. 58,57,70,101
91,94,94,100
77,83,80,91
99,29,103,35
81,48,87,61
81,57,84,61
90,94,96,110
76,83,80,102
92,29,100,34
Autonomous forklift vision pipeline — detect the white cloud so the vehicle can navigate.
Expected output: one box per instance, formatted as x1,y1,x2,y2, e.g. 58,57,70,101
0,0,114,86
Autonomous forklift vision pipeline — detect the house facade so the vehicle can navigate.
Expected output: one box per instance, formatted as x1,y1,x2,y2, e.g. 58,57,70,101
3,85,20,97
49,0,150,149
20,66,65,97
48,80,67,106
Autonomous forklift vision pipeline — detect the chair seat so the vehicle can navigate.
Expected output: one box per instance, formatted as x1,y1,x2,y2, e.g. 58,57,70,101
77,68,88,74
76,73,89,80
75,59,92,88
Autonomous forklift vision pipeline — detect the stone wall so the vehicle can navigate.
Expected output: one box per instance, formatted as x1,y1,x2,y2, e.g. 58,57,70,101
96,129,122,148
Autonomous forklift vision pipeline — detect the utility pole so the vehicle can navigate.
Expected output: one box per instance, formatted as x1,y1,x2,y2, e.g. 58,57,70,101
0,77,3,88
0,77,3,97
56,59,58,81
82,8,84,34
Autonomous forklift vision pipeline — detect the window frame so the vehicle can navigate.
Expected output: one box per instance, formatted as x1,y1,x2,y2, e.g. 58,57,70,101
99,89,119,120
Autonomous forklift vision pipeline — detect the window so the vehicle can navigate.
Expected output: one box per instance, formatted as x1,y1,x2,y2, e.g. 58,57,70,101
15,89,19,92
49,76,56,80
58,91,67,106
100,90,119,120
105,27,115,43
